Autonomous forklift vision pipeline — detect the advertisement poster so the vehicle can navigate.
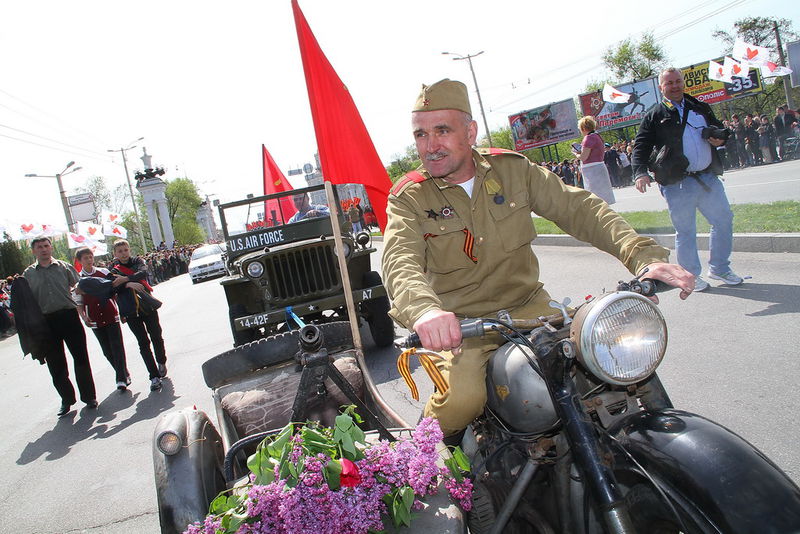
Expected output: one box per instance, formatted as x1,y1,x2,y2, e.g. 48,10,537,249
578,77,660,132
509,99,580,151
680,57,763,104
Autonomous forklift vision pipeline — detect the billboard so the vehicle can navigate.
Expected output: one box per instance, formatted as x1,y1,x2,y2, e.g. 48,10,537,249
680,57,763,104
509,99,580,151
578,77,660,132
787,40,800,88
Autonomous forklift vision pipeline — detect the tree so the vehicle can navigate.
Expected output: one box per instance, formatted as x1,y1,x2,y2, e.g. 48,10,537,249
712,16,800,117
602,32,668,82
0,237,32,277
478,126,515,150
386,145,421,182
165,178,206,245
712,16,798,55
75,176,112,213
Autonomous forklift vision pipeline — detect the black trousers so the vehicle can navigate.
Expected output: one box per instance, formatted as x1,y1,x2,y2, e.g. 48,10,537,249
92,322,129,384
43,308,96,405
125,310,166,380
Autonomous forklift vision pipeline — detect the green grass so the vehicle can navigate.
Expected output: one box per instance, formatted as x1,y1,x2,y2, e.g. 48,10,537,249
533,201,800,235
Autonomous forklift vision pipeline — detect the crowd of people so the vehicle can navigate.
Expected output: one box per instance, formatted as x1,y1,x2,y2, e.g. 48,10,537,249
537,104,799,194
719,105,799,169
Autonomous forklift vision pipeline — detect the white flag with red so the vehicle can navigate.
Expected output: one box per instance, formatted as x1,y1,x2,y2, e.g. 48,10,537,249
723,56,749,79
67,232,91,249
732,39,771,66
103,223,128,238
760,61,793,78
89,242,108,256
19,222,44,240
708,60,733,84
602,83,631,104
76,221,104,242
101,210,123,225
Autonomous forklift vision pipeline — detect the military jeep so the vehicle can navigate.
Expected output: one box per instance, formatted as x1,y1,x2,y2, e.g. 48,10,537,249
218,184,394,348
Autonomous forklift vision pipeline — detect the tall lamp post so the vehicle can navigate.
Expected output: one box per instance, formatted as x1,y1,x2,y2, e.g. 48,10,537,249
25,161,83,232
108,137,148,252
442,50,493,147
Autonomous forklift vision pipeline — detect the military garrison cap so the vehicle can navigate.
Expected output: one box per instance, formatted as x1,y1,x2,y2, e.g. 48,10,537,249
413,79,472,116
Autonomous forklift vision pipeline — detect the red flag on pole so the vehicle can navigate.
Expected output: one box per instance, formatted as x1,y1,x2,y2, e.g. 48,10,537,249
262,144,297,226
292,0,391,232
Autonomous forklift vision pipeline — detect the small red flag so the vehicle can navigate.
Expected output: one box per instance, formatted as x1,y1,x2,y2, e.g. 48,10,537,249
262,144,297,225
292,0,391,232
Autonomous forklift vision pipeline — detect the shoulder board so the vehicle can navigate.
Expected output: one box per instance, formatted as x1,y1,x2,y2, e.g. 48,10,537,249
390,170,427,195
477,147,526,158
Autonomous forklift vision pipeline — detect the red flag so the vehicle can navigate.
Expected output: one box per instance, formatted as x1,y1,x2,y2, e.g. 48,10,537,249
292,0,391,232
262,144,297,225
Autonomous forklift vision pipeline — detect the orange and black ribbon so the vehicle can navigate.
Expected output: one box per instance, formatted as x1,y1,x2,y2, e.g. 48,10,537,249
462,228,478,263
397,348,449,401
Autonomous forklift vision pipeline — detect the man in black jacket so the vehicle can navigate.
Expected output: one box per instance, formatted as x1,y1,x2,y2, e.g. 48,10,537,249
632,67,742,292
774,106,798,160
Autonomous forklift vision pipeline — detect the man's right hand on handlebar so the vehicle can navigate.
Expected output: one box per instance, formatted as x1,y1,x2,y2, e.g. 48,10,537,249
412,309,463,353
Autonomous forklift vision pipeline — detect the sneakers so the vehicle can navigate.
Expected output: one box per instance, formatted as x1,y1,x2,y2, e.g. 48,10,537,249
150,377,163,391
709,271,744,285
157,363,168,378
116,381,128,391
694,276,709,292
57,403,73,417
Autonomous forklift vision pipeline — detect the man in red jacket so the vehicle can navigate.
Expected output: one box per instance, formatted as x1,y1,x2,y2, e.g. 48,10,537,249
74,247,132,391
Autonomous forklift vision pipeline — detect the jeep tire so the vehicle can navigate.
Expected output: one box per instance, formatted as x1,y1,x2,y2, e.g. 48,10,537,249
361,271,395,348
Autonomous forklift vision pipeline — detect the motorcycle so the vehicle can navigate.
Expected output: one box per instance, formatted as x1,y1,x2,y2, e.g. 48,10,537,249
396,277,800,533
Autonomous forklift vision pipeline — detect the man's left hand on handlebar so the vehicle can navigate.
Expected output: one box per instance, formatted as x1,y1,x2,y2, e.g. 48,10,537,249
639,262,695,302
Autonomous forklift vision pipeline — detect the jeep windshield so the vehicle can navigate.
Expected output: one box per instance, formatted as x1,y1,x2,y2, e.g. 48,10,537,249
218,185,345,261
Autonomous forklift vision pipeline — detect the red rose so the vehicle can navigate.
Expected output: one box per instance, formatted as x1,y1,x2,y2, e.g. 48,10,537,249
340,458,361,488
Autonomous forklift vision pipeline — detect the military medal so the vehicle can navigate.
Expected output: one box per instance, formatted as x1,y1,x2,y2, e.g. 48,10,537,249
426,209,440,220
440,205,455,218
485,178,504,204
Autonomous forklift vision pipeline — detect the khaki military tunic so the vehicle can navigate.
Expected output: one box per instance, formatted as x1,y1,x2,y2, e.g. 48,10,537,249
382,148,669,329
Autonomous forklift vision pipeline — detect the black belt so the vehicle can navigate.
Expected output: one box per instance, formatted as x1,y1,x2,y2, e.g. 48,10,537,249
685,169,713,191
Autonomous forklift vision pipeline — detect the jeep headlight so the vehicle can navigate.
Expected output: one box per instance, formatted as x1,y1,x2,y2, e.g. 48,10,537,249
246,261,264,278
570,292,667,386
333,242,351,258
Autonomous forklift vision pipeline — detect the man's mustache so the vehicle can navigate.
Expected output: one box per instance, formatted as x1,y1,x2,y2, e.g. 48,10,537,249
425,152,447,161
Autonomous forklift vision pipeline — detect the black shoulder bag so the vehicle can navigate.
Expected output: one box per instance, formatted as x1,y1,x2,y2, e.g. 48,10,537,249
650,103,690,185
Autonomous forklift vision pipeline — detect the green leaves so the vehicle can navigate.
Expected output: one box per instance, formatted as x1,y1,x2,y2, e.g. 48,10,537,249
444,446,471,483
386,486,416,528
333,410,366,461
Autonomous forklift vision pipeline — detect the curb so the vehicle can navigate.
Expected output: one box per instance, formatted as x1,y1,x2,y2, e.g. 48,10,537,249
371,234,800,253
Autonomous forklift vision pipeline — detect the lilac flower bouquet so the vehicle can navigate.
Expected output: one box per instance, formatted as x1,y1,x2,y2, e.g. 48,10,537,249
185,407,472,534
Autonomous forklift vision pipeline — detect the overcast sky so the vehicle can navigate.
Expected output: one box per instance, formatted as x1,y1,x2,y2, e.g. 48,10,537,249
2,0,797,230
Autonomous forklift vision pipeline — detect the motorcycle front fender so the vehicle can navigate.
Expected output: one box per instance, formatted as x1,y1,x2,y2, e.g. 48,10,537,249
609,409,800,533
153,408,226,534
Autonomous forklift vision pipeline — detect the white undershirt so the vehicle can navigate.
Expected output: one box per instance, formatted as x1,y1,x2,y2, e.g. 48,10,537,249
456,176,476,197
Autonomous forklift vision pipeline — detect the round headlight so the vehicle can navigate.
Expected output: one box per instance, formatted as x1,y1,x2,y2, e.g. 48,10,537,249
333,242,351,258
156,430,182,455
570,292,667,386
246,261,264,278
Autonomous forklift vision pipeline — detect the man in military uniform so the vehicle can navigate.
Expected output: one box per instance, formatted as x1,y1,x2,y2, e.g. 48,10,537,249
382,79,695,442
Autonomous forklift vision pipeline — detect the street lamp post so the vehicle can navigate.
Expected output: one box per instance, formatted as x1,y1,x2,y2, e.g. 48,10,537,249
25,161,83,232
442,50,493,147
108,137,148,252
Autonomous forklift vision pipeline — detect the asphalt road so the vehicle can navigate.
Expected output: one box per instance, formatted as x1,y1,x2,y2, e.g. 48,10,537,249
1,244,798,533
598,158,800,213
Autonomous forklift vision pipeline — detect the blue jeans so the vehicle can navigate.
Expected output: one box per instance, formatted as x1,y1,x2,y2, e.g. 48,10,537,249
659,172,734,277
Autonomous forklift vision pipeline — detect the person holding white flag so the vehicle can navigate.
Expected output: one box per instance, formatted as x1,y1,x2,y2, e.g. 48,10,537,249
632,67,742,292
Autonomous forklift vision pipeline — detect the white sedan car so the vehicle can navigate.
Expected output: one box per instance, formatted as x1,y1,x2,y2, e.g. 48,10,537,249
188,243,227,284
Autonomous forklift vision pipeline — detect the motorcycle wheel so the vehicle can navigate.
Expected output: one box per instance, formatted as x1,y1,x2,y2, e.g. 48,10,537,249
468,479,556,534
623,483,705,534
